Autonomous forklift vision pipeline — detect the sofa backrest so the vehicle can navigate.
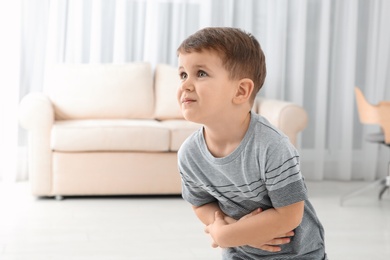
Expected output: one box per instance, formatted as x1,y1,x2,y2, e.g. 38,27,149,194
154,64,183,120
44,63,154,120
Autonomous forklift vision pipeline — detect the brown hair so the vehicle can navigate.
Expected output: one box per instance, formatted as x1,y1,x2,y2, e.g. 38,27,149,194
177,27,266,101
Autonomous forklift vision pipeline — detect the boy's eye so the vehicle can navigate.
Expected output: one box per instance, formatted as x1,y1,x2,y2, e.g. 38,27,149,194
179,72,187,80
198,70,208,77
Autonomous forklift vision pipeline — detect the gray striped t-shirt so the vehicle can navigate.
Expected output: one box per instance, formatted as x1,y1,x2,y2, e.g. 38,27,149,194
178,112,327,259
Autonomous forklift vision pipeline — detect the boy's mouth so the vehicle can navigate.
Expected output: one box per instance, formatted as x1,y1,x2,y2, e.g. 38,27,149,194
181,98,196,104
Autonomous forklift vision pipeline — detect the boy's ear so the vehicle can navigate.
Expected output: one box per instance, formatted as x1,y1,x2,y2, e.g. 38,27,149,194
233,79,254,104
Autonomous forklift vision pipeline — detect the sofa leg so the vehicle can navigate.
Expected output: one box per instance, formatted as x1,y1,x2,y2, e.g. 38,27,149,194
55,195,64,201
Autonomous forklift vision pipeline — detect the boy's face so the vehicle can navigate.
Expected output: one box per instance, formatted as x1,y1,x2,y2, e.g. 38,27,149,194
177,50,239,125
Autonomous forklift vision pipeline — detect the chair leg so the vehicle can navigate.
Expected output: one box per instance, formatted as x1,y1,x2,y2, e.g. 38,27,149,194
340,179,383,206
341,161,390,205
378,184,389,200
379,163,390,200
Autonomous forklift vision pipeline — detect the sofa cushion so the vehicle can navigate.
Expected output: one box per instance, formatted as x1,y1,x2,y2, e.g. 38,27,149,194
51,120,170,152
44,63,154,120
154,64,183,120
160,120,202,151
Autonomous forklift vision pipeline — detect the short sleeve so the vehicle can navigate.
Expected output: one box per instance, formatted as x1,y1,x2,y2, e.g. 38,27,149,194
179,170,217,207
264,138,308,208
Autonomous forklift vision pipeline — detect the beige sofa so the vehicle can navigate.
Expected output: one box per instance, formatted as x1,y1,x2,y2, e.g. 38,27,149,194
19,62,308,198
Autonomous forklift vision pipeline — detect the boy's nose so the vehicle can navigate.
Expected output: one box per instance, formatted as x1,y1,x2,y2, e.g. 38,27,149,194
181,80,194,91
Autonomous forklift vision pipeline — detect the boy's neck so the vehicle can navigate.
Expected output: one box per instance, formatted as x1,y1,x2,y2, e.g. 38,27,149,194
203,111,251,158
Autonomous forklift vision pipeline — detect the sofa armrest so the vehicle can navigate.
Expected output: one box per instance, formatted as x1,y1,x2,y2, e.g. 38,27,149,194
254,97,308,146
19,93,54,196
19,93,54,131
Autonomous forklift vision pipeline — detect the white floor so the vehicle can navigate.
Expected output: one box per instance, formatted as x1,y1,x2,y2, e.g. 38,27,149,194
0,181,389,260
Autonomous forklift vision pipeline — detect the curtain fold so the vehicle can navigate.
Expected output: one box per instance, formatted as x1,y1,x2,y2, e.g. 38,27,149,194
13,0,390,182
0,0,21,182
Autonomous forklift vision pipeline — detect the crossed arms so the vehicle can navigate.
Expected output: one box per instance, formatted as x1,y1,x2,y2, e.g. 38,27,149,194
193,200,304,251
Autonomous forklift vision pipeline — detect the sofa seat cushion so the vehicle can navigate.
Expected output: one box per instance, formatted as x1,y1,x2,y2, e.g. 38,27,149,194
51,120,170,152
160,120,202,151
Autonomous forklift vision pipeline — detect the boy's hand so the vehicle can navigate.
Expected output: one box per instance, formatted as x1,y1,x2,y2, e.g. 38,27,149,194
220,208,261,225
240,208,294,251
249,230,295,252
205,209,294,251
205,211,229,248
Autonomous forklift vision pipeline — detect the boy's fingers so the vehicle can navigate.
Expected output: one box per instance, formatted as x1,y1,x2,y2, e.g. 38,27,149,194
285,231,295,237
249,208,262,215
258,245,282,252
240,208,262,220
255,208,263,214
211,241,219,248
204,225,210,234
277,231,294,238
266,237,291,245
214,211,223,219
224,215,237,224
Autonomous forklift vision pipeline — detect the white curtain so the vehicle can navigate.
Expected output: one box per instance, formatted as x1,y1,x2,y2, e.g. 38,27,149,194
0,0,21,182
14,0,390,182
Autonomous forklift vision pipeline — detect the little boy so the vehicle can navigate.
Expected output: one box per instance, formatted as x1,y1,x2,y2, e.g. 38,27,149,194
177,27,327,259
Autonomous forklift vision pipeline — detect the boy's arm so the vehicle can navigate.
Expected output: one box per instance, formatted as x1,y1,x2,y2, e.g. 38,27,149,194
205,200,304,248
194,202,295,251
192,202,262,226
192,202,235,225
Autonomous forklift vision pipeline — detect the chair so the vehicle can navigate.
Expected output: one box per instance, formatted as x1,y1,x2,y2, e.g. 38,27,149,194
340,87,390,205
